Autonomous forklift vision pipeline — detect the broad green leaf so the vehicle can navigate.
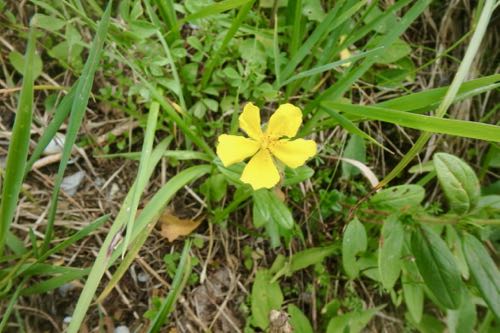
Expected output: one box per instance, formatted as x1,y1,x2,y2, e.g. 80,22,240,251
326,306,383,333
370,185,425,211
411,226,464,309
288,304,313,333
447,290,476,333
402,261,424,323
284,166,314,186
379,217,404,290
8,50,42,80
342,134,366,178
433,153,480,214
369,37,411,64
289,245,336,274
31,13,65,31
462,233,500,319
251,269,284,330
253,189,294,230
342,218,367,278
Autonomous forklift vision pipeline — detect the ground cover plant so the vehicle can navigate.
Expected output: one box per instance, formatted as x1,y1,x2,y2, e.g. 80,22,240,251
0,0,499,332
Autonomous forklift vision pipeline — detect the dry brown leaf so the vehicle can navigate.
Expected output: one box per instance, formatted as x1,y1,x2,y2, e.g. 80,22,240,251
160,212,203,242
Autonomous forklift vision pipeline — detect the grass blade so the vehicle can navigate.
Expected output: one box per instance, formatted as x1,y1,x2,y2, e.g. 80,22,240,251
147,240,192,332
181,0,251,24
25,85,77,174
281,47,383,87
41,1,112,252
0,27,36,256
122,101,159,257
301,0,431,133
281,0,367,81
320,104,388,150
377,0,496,188
325,102,500,142
200,0,255,87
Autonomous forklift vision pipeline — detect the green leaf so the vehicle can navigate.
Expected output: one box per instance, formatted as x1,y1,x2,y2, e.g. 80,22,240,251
288,304,313,333
342,134,366,178
342,218,367,279
8,50,42,80
447,290,476,333
402,261,424,323
251,269,284,330
326,306,383,333
379,217,404,290
462,233,500,319
0,28,36,255
370,185,425,211
283,166,314,185
371,38,411,64
43,2,112,253
253,189,294,230
411,226,464,309
289,245,336,274
31,13,65,31
433,153,480,214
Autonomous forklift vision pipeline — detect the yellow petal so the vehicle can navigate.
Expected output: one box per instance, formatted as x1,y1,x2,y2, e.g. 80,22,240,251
270,138,316,168
240,149,280,190
217,134,260,167
239,102,263,140
266,103,303,138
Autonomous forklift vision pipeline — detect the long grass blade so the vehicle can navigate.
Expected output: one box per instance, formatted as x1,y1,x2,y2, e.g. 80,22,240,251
41,1,112,253
301,0,431,133
180,0,251,24
0,27,36,256
377,0,497,188
25,85,77,174
325,102,500,142
147,240,192,332
122,101,159,257
280,0,367,81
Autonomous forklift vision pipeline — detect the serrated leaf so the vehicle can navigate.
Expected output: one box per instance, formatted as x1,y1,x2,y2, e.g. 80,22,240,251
411,226,464,309
379,217,404,290
342,218,367,279
433,153,480,214
462,233,500,319
251,269,284,330
370,185,425,211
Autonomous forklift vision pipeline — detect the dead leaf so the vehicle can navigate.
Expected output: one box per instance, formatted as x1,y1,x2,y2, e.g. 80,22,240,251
160,212,203,242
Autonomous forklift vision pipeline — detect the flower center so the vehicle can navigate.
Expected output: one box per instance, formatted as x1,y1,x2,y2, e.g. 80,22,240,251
260,134,277,150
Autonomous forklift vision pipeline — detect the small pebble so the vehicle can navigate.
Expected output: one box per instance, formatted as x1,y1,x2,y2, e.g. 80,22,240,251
138,272,150,283
115,326,130,333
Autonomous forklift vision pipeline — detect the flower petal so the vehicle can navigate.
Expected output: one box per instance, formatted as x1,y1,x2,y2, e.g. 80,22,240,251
266,103,303,138
217,134,260,167
270,138,317,168
239,102,263,140
240,149,280,190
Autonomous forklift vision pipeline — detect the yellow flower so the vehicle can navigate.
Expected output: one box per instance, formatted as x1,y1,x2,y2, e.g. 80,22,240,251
216,103,316,190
